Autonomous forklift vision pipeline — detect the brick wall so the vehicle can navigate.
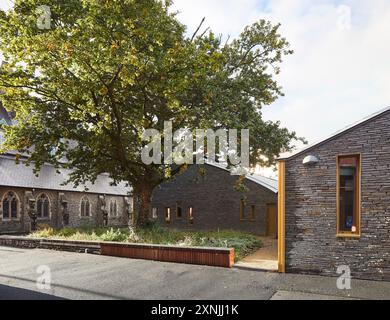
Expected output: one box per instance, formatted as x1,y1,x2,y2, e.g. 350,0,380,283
152,164,277,235
284,110,390,281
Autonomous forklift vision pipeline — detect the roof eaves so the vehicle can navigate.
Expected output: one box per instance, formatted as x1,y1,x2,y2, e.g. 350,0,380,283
278,105,390,161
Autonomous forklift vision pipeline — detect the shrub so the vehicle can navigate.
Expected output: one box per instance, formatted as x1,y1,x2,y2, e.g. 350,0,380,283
99,228,129,242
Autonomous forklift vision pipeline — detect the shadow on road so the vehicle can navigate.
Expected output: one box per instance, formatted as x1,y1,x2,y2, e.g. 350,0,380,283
0,274,134,300
0,284,67,300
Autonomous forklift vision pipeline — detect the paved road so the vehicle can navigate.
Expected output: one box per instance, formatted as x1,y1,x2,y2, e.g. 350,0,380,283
1,246,390,300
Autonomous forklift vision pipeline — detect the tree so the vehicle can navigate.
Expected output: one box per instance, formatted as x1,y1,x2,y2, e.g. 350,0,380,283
0,0,301,224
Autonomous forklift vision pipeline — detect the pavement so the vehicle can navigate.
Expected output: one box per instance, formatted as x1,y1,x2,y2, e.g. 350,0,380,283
1,246,390,300
234,237,278,271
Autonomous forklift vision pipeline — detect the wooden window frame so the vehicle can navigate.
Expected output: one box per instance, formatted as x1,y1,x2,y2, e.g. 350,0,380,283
188,206,194,224
249,205,256,221
152,207,158,219
336,154,361,238
165,207,171,224
240,199,246,221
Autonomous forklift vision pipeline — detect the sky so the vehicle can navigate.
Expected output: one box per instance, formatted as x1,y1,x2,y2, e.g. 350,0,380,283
171,0,390,147
1,0,390,173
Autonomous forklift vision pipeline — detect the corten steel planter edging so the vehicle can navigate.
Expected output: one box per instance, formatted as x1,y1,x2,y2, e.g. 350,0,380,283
0,236,235,268
100,242,235,268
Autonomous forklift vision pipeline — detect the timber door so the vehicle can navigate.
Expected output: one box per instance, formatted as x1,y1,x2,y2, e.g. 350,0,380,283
266,204,278,238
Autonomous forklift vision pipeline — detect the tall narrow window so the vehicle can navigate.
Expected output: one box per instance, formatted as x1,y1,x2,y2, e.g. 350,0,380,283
240,199,245,220
152,208,158,219
176,203,182,219
165,207,171,223
2,191,19,220
37,194,50,219
337,155,361,236
81,197,91,217
110,200,118,217
188,207,194,224
250,205,256,221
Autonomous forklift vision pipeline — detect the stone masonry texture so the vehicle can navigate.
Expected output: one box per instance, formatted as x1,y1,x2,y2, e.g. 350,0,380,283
0,186,129,234
284,109,390,281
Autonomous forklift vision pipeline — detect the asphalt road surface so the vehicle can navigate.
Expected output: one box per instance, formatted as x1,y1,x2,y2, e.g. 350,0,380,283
1,246,390,300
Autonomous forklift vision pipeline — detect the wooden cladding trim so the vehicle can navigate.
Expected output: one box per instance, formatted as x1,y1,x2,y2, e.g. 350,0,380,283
278,161,286,273
101,242,235,268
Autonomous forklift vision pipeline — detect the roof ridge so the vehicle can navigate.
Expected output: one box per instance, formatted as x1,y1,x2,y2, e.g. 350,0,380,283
279,105,390,160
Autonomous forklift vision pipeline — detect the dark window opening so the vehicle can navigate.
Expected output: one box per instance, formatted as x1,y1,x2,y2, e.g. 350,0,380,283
240,199,245,220
250,205,256,220
176,204,182,219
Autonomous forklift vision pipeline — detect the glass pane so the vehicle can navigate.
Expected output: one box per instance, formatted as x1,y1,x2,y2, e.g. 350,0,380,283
339,157,357,232
43,199,49,217
177,206,182,218
11,199,17,218
37,199,43,217
3,199,9,219
81,201,85,216
86,201,90,216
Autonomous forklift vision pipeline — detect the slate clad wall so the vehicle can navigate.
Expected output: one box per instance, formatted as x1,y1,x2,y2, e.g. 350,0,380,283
152,165,277,235
285,110,390,281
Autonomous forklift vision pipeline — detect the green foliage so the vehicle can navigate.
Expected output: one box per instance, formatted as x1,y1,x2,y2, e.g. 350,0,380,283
0,0,303,222
99,228,129,242
29,225,261,261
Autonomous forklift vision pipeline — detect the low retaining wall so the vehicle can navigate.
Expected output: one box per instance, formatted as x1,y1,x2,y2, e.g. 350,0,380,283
101,242,234,268
0,236,234,268
0,236,100,254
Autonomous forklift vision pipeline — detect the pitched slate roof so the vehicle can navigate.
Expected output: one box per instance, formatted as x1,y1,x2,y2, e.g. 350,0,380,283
279,106,390,160
0,155,131,196
205,161,278,193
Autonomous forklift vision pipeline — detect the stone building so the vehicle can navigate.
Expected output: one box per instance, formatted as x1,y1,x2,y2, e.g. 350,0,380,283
0,103,132,234
278,107,390,281
152,163,278,235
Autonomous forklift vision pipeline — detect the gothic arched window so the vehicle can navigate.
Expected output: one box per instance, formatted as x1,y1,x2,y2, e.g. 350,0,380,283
110,200,118,217
2,191,19,220
80,197,91,217
36,194,50,219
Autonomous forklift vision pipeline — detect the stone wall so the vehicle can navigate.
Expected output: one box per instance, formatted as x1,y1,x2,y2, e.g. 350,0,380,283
152,164,277,235
0,186,130,233
284,110,390,281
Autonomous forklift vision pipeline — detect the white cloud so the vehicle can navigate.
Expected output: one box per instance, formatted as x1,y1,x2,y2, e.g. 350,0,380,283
174,0,390,145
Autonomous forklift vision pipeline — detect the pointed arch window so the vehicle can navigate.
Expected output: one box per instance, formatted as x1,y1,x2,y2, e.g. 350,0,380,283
81,197,91,217
37,194,50,219
110,200,118,217
2,191,19,220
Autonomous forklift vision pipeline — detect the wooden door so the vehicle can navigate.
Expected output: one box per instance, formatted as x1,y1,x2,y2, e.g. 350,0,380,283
267,204,278,238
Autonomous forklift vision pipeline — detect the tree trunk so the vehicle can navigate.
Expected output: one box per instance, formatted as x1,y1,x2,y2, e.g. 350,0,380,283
134,184,154,226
